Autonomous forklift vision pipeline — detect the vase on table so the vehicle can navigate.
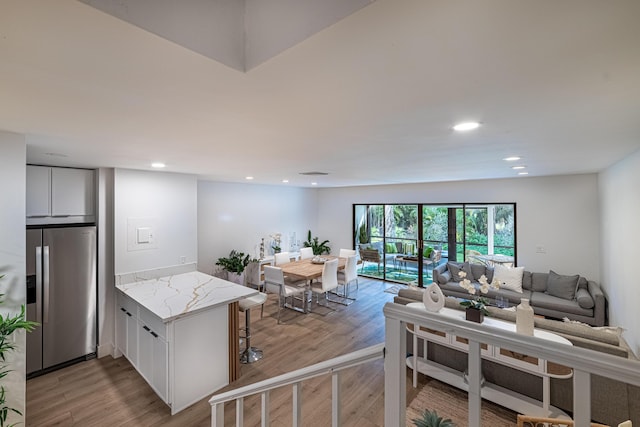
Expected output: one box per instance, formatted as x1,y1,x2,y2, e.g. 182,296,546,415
516,298,534,335
423,282,445,313
465,307,484,323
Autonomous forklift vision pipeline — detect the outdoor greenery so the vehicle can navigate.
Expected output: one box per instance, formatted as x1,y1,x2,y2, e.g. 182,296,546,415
215,250,253,274
0,275,38,427
303,230,331,255
412,409,456,427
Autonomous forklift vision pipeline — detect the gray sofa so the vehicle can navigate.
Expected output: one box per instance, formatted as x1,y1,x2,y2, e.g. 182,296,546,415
432,262,607,326
394,290,638,425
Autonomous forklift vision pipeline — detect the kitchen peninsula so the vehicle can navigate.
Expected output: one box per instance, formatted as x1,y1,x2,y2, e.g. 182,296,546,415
115,270,257,414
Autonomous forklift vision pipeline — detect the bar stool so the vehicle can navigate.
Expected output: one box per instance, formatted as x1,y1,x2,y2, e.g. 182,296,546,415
239,292,267,364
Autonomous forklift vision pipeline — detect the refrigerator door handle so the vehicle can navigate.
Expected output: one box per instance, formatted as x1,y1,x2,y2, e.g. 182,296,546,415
43,245,50,324
35,246,43,323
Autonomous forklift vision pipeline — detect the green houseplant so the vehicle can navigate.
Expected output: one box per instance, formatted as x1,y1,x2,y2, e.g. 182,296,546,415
303,230,330,255
412,409,456,427
358,223,369,245
215,250,253,284
0,275,38,427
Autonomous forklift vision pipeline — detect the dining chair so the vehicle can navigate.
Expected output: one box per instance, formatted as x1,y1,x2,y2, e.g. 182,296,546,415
336,255,358,304
274,251,291,266
339,248,356,258
311,258,339,309
299,247,314,259
244,261,263,292
263,265,306,324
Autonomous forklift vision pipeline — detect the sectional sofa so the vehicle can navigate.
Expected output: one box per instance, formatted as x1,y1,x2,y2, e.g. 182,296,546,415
432,262,607,326
394,291,638,425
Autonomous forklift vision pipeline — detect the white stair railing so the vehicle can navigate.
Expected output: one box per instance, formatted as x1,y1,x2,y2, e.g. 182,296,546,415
209,343,384,427
383,302,640,427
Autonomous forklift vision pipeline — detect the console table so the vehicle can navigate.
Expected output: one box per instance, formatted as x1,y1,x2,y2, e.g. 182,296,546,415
405,302,573,418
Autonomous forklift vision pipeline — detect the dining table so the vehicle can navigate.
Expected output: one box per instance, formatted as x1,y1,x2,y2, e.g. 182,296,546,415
280,255,347,312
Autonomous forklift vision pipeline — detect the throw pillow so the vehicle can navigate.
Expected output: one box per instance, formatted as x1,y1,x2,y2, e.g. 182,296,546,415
447,262,473,282
437,270,451,284
546,270,579,300
575,288,595,309
492,264,524,293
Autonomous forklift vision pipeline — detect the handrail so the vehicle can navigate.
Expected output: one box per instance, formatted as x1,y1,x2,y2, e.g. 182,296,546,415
209,343,384,426
383,302,640,427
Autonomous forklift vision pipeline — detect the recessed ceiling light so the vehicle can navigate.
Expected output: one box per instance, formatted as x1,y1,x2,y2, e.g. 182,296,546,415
311,182,318,186
518,172,529,175
512,165,526,170
245,176,254,180
453,121,480,132
282,179,289,183
151,162,166,168
503,156,521,162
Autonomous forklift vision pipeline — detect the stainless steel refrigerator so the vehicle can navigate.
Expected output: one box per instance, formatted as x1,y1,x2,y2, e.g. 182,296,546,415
26,226,97,376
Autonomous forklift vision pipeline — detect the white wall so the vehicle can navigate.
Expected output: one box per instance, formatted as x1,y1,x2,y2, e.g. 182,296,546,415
0,130,26,425
114,169,197,275
316,174,601,279
197,181,317,274
599,148,640,354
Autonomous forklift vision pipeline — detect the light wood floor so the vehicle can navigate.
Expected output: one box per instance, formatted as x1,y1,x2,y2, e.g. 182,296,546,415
27,278,425,426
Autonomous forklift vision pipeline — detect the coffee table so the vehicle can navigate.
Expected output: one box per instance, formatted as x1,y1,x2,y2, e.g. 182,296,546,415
405,302,573,418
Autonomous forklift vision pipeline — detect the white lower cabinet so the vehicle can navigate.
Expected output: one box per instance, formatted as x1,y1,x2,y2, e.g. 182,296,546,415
115,289,229,414
115,291,169,404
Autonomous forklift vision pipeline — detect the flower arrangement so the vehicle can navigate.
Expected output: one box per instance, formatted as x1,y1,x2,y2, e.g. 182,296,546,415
270,233,282,253
458,271,499,316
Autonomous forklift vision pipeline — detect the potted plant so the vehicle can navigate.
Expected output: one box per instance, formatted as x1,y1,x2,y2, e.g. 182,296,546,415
303,230,330,255
412,409,456,427
215,250,253,285
0,275,38,427
457,271,499,323
358,223,369,246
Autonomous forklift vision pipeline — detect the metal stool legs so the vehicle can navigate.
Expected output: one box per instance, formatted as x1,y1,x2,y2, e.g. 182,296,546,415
240,307,263,364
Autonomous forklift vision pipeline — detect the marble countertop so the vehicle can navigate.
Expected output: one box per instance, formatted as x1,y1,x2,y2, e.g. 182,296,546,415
116,271,258,322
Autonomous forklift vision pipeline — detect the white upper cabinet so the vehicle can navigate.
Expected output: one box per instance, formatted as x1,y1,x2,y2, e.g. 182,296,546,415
26,165,51,217
27,165,96,224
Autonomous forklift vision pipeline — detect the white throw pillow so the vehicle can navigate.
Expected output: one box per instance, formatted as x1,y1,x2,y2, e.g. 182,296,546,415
492,264,524,293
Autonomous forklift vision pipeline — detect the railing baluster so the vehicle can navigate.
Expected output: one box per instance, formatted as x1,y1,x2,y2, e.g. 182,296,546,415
261,390,270,427
292,382,302,427
212,402,224,427
573,369,591,426
467,340,482,427
236,397,243,427
384,315,406,426
332,371,340,427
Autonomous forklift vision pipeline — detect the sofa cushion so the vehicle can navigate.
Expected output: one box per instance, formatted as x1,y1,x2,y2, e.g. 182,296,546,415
530,272,549,292
447,262,473,282
577,276,588,290
492,264,524,293
470,263,494,282
546,270,579,300
575,288,595,309
530,292,592,317
521,271,533,291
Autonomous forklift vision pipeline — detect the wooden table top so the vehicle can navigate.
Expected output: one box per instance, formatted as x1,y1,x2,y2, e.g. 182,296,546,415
280,256,346,281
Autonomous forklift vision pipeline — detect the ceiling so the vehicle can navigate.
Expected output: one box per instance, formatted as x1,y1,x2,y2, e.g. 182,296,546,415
1,0,639,188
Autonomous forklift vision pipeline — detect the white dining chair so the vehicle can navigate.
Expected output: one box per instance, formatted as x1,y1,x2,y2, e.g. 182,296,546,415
339,248,356,258
311,258,339,309
299,247,314,259
336,255,358,304
263,265,306,324
274,251,291,266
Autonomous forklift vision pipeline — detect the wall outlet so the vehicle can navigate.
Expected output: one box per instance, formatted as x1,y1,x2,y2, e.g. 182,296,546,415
180,256,186,264
535,245,546,254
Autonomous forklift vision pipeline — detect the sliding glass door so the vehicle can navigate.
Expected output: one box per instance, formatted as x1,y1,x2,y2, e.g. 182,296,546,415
354,203,516,286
